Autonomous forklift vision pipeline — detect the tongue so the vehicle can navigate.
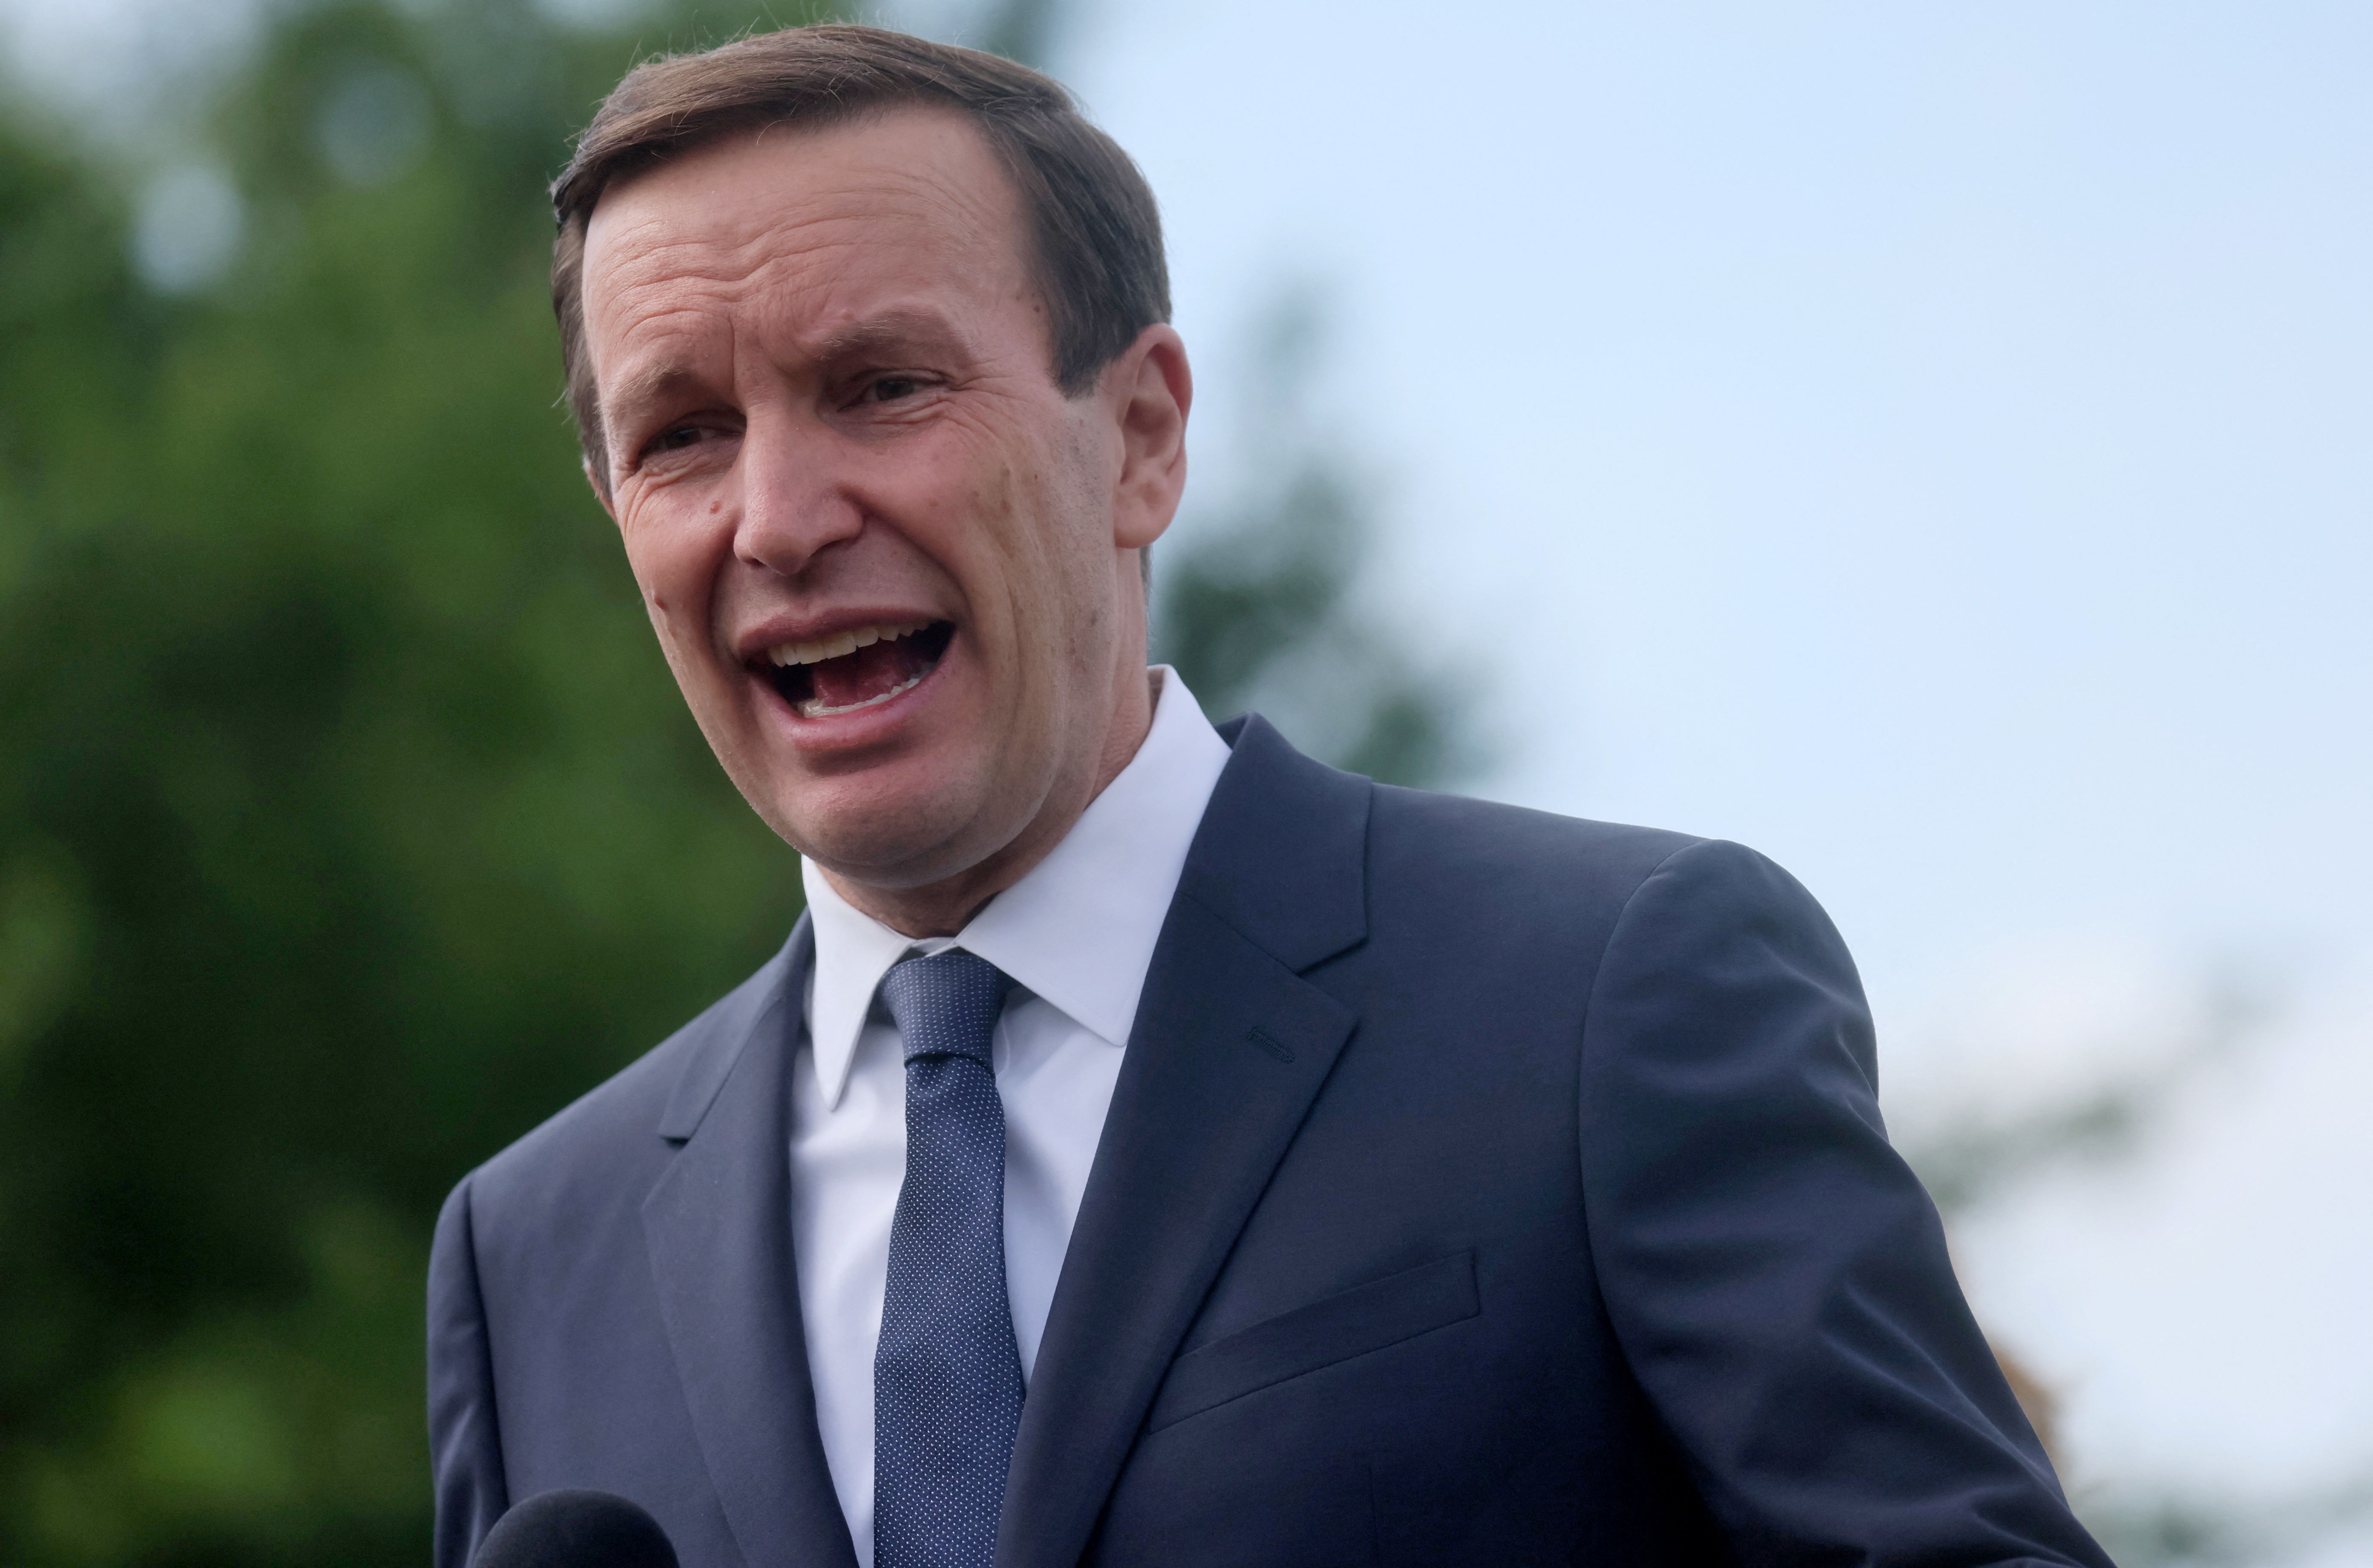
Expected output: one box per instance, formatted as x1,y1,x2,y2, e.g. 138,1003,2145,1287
804,636,939,714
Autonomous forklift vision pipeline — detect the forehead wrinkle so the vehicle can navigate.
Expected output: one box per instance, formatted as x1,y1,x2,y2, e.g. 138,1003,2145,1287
594,120,1025,290
714,107,1022,256
601,155,1014,281
590,300,722,412
596,216,1004,359
583,111,1041,429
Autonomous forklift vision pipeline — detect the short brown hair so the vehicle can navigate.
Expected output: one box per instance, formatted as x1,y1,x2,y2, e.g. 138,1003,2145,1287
550,24,1170,487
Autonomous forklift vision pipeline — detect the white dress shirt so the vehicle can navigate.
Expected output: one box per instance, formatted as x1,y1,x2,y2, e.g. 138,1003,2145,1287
790,667,1233,1562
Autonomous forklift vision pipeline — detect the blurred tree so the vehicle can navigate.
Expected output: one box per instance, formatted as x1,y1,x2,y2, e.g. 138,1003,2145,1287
0,1,1465,1563
979,0,1067,74
0,3,825,1563
1902,969,2269,1219
1153,284,1468,788
1897,973,2373,1567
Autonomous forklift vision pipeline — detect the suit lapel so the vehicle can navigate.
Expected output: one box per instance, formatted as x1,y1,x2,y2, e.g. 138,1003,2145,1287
642,918,860,1568
997,718,1372,1568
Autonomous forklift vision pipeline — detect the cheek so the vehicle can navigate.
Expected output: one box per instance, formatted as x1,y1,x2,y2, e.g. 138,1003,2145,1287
854,415,1109,672
966,466,1079,652
1035,437,1124,637
987,455,1113,671
617,500,728,659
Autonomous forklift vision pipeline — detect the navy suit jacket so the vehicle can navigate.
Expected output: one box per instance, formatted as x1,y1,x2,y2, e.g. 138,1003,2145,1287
428,715,2111,1568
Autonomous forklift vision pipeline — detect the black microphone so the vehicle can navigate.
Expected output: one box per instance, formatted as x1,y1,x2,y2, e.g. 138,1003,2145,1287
472,1489,679,1568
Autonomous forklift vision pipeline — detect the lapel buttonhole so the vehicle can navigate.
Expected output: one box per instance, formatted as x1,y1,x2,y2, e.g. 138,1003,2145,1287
1247,1027,1296,1065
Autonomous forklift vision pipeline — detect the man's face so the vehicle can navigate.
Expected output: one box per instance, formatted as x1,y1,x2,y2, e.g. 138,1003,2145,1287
578,109,1182,903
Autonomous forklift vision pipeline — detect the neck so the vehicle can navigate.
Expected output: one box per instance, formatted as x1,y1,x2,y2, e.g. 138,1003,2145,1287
821,666,1161,939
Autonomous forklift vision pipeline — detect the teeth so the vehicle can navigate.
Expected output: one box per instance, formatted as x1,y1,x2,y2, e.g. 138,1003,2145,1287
795,672,925,719
765,619,930,667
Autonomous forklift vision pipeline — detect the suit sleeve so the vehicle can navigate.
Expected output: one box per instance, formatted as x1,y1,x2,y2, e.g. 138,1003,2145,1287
429,1175,510,1568
1577,838,2112,1567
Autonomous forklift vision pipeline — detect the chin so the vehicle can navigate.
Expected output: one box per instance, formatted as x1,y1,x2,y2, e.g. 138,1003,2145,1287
766,764,1011,892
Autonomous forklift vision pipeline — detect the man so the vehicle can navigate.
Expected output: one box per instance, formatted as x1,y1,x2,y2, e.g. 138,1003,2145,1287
429,24,2111,1568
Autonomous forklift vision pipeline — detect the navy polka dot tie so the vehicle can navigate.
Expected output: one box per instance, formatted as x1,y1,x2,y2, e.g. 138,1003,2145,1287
873,950,1024,1568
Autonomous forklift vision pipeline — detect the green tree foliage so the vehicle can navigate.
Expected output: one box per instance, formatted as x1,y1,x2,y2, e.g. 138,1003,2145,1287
0,2,1461,1562
0,4,822,1562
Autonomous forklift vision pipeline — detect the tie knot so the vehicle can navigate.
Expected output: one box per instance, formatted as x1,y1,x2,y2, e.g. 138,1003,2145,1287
877,949,1015,1068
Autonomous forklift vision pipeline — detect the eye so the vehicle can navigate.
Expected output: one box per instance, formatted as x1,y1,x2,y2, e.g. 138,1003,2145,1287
867,374,925,403
634,420,731,467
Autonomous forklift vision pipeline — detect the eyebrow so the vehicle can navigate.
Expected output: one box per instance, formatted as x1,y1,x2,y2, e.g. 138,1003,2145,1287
601,307,984,441
809,308,975,365
608,364,707,428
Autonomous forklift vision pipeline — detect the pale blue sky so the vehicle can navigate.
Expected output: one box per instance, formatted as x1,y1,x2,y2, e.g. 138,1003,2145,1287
1016,0,2373,1008
916,0,2373,1536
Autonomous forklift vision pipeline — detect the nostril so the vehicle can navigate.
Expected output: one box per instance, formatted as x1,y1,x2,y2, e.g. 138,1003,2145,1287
733,491,871,577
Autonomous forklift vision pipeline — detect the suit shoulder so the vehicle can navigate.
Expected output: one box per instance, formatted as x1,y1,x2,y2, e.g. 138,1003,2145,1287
1361,788,1843,972
1366,782,1708,912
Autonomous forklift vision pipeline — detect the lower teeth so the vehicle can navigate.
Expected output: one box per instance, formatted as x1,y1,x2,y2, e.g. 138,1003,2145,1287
795,672,923,719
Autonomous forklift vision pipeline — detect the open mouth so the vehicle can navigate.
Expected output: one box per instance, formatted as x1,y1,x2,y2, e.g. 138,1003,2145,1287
757,619,955,719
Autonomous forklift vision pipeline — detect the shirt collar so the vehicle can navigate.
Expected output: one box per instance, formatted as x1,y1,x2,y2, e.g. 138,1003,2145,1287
801,666,1233,1109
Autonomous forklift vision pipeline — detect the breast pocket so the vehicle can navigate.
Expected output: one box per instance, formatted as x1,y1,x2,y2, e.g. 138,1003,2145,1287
1147,1251,1479,1432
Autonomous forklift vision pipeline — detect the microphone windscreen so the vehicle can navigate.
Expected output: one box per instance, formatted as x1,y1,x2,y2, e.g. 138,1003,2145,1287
472,1489,679,1568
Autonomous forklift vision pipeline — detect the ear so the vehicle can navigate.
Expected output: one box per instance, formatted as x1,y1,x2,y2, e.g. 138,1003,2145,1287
1107,325,1192,551
584,457,619,526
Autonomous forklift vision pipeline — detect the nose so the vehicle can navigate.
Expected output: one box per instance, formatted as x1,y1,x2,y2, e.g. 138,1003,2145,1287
732,408,865,579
